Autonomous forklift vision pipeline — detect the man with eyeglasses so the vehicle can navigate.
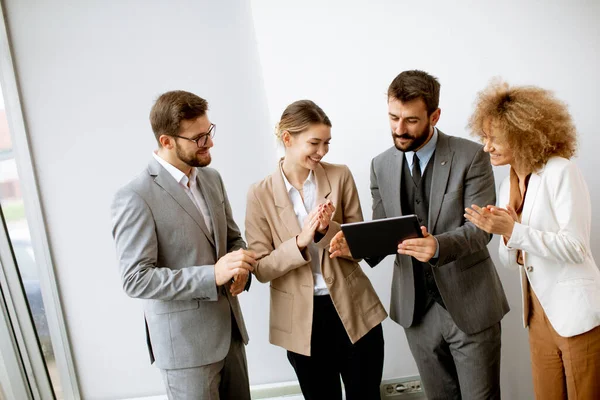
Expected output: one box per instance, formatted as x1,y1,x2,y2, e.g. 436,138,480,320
111,90,256,399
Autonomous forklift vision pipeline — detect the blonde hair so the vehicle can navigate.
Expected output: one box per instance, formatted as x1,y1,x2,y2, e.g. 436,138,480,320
468,79,577,172
275,100,332,141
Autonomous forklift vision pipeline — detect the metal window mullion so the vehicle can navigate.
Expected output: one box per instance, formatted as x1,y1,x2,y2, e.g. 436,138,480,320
0,283,34,400
0,2,80,399
0,215,50,399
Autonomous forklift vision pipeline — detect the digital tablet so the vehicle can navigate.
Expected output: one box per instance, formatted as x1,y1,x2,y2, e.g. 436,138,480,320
340,215,423,259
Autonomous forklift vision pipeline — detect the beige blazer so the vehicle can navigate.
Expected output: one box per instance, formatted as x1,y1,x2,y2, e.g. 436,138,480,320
245,161,387,356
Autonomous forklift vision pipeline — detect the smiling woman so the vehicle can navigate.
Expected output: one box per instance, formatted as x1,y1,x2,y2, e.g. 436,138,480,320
245,99,387,400
466,80,600,400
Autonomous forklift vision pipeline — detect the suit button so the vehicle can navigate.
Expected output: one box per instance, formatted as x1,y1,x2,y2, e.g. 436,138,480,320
416,199,421,204
527,266,534,272
325,277,334,285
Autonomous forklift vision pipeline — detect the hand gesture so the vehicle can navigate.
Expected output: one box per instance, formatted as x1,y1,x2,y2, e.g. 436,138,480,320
464,204,516,239
316,200,335,234
297,209,319,249
397,226,438,263
215,249,257,286
230,270,249,296
329,230,352,259
486,204,518,222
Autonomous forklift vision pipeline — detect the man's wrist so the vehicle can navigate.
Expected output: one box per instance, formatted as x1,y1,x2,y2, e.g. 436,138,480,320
433,236,440,259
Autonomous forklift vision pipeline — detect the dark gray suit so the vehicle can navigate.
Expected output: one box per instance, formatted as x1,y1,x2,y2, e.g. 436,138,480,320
368,131,509,399
111,158,250,399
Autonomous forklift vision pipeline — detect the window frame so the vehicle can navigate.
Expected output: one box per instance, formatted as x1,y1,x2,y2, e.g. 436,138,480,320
0,2,80,399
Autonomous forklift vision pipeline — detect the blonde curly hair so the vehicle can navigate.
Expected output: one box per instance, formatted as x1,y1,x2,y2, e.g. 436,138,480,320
468,79,577,172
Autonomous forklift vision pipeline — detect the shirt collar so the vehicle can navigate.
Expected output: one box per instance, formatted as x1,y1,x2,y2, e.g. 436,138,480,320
152,152,193,186
404,127,439,168
280,163,315,193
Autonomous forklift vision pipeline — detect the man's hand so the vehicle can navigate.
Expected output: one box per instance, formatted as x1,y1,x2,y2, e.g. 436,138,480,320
397,226,437,262
316,200,335,234
229,271,249,296
464,204,516,240
215,249,257,286
329,231,352,259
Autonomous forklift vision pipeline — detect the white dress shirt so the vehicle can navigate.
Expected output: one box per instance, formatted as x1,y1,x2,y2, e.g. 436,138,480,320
153,152,214,237
280,167,329,295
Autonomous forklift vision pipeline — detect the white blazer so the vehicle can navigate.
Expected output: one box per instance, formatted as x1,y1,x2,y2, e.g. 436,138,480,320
498,156,600,337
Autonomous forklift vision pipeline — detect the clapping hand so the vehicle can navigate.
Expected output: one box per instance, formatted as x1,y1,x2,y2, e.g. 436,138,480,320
316,200,335,234
297,209,320,250
464,204,518,239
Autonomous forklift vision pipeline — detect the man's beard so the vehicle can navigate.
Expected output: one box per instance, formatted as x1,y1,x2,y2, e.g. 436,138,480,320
392,122,431,152
175,143,211,168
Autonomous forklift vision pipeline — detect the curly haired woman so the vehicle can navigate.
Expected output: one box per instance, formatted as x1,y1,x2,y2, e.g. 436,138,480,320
465,80,600,399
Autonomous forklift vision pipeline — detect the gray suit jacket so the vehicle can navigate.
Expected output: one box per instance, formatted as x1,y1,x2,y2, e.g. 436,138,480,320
111,159,249,370
368,131,509,334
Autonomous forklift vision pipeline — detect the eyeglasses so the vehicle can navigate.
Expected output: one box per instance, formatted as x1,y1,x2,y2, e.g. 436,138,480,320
171,123,216,148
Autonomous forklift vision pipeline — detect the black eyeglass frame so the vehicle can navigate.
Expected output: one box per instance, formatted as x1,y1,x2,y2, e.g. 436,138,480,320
170,123,216,147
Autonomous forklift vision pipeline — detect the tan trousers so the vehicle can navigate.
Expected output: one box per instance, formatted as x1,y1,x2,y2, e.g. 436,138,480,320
528,286,600,399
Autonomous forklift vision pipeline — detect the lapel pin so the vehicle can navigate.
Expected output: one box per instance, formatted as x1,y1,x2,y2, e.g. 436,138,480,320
441,161,447,166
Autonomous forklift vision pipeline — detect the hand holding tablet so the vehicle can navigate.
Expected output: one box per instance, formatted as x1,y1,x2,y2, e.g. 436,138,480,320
333,215,423,259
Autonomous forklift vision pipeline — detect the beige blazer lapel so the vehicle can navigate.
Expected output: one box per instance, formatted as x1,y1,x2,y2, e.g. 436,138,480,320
272,164,302,238
313,162,332,206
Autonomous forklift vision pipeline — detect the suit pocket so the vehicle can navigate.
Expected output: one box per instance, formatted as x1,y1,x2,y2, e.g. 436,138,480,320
346,266,381,316
270,286,293,333
151,300,200,315
215,200,226,211
558,278,600,313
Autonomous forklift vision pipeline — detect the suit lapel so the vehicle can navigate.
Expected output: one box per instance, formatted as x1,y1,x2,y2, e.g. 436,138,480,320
196,168,222,254
428,131,454,233
521,169,543,226
314,162,332,206
390,150,404,217
272,161,302,238
149,160,216,248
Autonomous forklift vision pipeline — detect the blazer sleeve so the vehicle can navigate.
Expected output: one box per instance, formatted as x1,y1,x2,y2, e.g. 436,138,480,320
506,161,590,264
364,158,388,268
314,166,364,261
499,236,520,270
496,178,519,270
434,147,496,267
245,185,311,283
111,187,219,302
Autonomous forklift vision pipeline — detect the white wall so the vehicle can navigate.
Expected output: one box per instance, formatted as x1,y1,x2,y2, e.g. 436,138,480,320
4,0,600,399
249,0,600,399
3,1,276,398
